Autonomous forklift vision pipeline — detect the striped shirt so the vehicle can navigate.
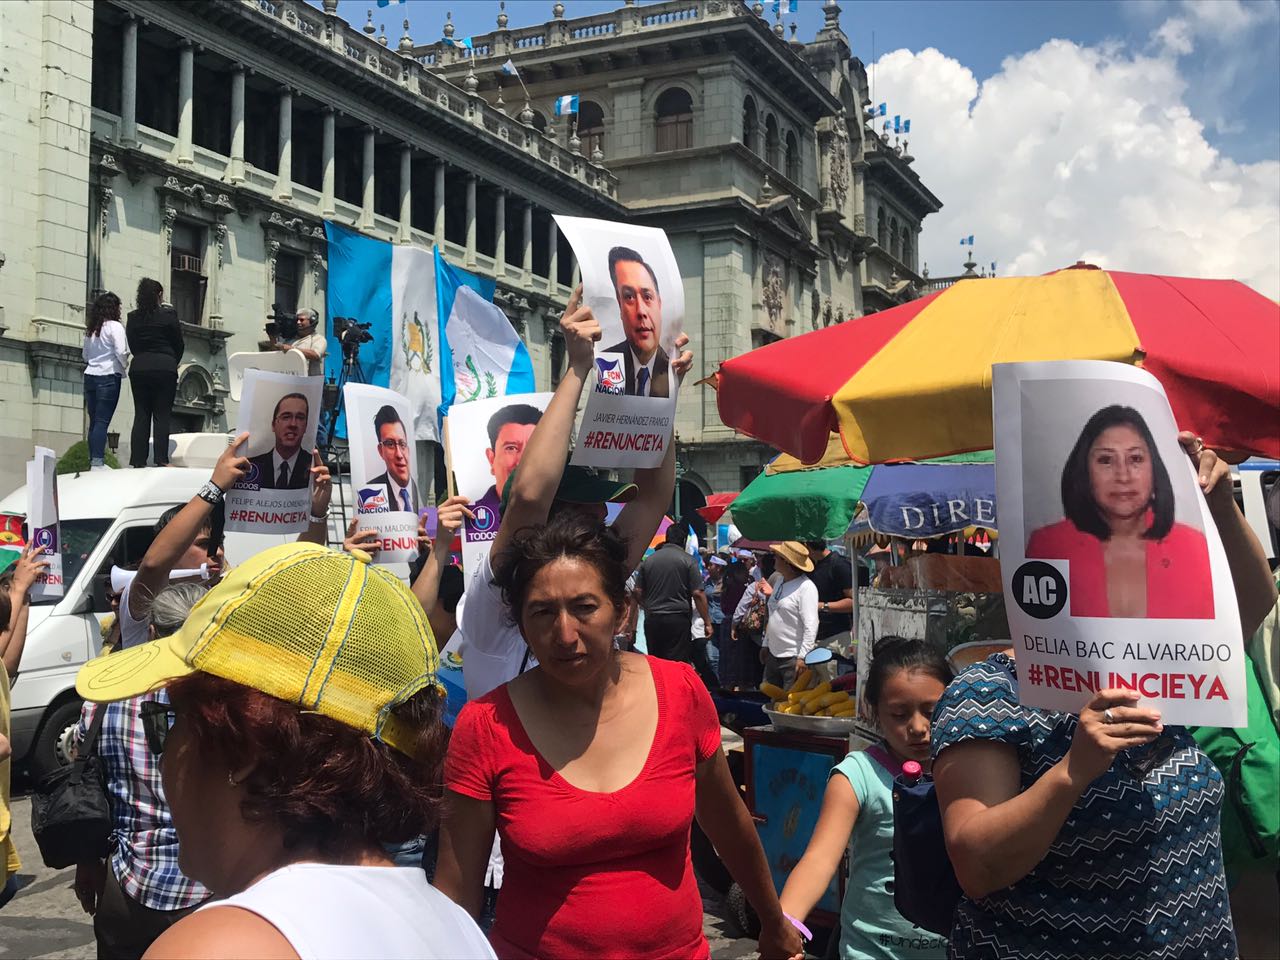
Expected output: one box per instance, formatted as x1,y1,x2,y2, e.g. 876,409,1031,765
75,691,209,912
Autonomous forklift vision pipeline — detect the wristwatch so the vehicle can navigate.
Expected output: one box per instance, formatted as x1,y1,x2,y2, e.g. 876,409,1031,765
821,601,829,612
309,509,330,524
196,480,224,505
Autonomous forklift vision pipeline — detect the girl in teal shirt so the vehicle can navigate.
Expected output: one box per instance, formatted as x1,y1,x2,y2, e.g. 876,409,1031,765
780,638,951,959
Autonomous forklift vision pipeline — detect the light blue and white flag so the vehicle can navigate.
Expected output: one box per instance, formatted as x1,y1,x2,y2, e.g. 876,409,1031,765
375,0,405,7
324,222,440,442
903,118,911,133
960,235,974,246
893,114,901,134
446,35,473,51
501,58,519,77
553,94,579,117
434,248,533,424
771,0,799,12
877,103,887,117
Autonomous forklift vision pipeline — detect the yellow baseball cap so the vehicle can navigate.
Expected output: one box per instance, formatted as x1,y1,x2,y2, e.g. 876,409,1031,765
76,542,440,757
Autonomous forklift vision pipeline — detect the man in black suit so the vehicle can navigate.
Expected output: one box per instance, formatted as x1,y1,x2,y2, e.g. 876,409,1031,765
368,405,421,513
602,246,670,398
248,393,310,489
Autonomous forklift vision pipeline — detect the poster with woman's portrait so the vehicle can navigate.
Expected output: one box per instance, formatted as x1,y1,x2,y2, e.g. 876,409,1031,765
225,369,322,534
553,215,684,470
345,383,421,564
994,360,1244,727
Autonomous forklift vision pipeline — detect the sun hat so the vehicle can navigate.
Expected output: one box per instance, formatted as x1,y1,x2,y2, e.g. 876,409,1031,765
75,542,440,758
500,463,638,513
769,540,815,573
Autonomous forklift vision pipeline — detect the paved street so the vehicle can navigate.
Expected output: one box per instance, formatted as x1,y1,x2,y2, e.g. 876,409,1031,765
2,793,761,959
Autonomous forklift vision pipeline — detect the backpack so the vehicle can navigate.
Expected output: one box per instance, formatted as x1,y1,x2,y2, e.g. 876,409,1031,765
890,765,963,937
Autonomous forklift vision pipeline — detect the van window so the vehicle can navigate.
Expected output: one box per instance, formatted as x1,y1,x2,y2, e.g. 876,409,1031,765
1262,471,1280,559
89,524,158,613
31,519,112,605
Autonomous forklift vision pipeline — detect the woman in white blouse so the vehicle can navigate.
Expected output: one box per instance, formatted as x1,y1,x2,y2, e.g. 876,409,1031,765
761,541,819,689
82,291,130,469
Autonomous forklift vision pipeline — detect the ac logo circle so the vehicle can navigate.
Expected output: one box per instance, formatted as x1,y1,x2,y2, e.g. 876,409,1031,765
1012,561,1068,619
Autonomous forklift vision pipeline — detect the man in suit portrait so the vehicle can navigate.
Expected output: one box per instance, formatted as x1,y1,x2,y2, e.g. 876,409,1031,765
369,405,420,513
249,393,310,489
603,246,670,398
474,403,543,518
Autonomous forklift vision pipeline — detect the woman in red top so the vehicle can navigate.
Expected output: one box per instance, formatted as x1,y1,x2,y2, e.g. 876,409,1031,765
1026,405,1212,618
437,516,803,960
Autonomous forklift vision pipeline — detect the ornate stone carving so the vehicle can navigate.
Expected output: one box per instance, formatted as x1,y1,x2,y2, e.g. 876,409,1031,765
266,238,281,282
214,222,228,266
762,257,784,329
811,292,821,330
310,251,325,295
266,211,324,239
162,205,178,251
835,304,845,325
829,136,849,213
98,188,113,238
822,297,833,328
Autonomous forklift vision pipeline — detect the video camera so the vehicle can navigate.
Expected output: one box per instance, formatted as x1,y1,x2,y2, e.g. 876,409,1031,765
333,315,374,359
265,302,299,342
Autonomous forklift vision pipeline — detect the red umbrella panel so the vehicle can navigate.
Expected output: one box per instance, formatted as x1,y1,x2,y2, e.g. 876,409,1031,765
695,492,739,525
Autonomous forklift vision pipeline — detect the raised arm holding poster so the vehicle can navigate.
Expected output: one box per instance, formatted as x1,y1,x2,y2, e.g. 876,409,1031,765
993,360,1245,727
552,216,684,469
225,369,322,535
444,392,553,573
345,383,422,564
25,446,63,601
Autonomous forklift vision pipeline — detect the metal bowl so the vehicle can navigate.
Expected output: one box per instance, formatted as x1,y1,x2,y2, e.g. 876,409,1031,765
763,703,861,734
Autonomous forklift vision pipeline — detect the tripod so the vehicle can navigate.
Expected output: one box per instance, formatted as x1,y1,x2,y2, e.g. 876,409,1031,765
318,341,369,544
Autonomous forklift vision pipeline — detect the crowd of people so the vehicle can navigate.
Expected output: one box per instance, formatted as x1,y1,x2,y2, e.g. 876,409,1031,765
0,285,1272,960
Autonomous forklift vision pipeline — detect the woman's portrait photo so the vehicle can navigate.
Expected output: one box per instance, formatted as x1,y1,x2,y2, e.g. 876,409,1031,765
1025,400,1213,619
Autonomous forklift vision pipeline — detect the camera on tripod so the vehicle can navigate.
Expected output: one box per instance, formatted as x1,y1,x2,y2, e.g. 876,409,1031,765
265,302,299,342
333,315,374,359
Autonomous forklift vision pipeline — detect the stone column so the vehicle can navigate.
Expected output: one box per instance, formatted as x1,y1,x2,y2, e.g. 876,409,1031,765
494,189,506,274
433,161,446,244
547,215,559,286
360,127,375,229
120,16,138,146
320,107,335,216
521,202,533,280
464,174,477,266
275,87,293,199
176,41,194,165
398,144,412,242
229,66,246,183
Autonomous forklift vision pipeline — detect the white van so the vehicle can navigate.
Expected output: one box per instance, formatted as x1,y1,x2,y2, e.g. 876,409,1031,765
1235,459,1280,565
0,436,349,780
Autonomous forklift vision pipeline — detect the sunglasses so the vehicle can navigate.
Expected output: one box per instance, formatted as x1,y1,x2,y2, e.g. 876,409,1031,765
139,700,179,756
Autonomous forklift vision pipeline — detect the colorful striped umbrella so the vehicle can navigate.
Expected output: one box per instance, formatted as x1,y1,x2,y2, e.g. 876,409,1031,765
716,266,1280,465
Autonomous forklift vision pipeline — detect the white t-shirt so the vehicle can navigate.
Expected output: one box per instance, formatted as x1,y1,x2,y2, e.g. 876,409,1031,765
118,579,151,650
456,551,536,701
83,320,130,376
204,863,494,960
764,573,819,659
287,332,328,377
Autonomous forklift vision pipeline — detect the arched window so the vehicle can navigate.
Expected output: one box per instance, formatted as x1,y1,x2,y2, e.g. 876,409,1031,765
578,100,605,157
889,217,901,260
901,226,913,270
742,96,758,152
655,87,694,152
785,130,799,182
764,114,780,169
877,207,888,248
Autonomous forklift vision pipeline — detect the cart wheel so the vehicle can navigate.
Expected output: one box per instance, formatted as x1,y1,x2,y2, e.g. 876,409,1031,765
725,882,761,940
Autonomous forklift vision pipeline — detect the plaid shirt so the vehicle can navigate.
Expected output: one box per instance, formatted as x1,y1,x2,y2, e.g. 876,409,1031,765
74,691,209,911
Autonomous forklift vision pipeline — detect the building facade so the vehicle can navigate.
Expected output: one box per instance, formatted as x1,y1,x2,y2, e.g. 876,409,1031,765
0,0,940,514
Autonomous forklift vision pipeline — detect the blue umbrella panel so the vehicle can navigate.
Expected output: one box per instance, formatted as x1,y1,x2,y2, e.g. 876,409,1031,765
859,459,996,539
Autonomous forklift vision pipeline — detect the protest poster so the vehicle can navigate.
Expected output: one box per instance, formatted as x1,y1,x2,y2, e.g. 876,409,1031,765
993,360,1245,727
345,383,422,564
225,369,322,534
553,216,683,469
0,514,26,574
25,447,63,600
445,392,553,573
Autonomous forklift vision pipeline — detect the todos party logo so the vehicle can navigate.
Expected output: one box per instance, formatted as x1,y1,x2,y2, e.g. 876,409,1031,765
595,354,625,395
470,504,497,533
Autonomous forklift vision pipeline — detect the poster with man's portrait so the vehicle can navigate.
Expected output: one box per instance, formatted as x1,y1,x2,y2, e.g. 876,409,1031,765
226,369,322,534
345,383,421,564
445,392,553,573
994,360,1244,727
26,446,63,600
553,216,684,469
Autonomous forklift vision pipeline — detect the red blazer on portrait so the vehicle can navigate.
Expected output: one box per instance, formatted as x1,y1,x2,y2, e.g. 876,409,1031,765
1026,518,1214,619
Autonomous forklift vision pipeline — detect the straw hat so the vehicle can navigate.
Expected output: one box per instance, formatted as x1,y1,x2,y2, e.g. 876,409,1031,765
769,541,815,573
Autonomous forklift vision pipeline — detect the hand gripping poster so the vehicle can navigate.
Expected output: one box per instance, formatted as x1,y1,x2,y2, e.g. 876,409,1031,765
445,392,553,573
346,383,422,564
553,216,684,469
26,446,63,601
993,360,1245,727
226,369,322,535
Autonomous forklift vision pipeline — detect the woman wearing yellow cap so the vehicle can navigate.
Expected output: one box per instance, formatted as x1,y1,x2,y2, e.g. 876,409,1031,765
74,542,494,960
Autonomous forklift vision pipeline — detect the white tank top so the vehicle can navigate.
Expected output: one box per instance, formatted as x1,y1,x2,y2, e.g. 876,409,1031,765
202,863,495,960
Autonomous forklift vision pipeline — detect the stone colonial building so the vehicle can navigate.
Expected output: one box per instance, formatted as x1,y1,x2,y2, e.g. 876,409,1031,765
0,0,940,514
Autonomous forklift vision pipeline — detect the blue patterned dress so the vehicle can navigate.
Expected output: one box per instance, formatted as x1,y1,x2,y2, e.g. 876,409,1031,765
931,654,1236,959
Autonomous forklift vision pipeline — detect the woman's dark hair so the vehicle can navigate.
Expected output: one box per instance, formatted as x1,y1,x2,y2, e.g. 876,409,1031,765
135,277,163,315
493,513,630,623
1061,405,1174,541
86,291,121,336
165,671,447,855
865,636,952,709
723,558,751,593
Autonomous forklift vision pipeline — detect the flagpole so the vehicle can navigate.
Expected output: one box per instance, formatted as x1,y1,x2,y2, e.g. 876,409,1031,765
442,415,457,500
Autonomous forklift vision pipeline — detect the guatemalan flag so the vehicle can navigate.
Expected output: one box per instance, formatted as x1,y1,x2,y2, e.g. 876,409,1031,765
553,94,579,117
435,248,534,424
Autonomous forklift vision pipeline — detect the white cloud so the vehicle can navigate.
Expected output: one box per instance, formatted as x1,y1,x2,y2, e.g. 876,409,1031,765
877,36,1280,298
